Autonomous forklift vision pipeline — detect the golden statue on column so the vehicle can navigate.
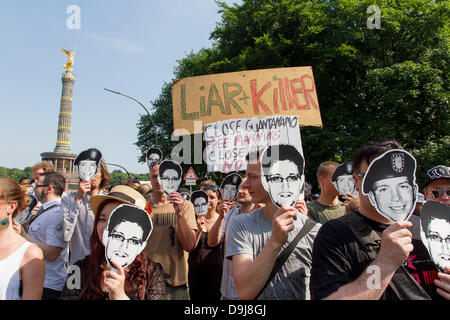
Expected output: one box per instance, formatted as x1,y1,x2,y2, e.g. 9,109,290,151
60,48,75,71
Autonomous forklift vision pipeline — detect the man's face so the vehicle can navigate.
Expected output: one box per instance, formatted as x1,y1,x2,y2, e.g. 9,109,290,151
335,174,356,196
98,201,145,268
33,174,47,203
193,197,208,216
425,218,450,272
106,221,144,268
264,160,302,207
223,184,237,201
424,179,450,206
147,153,160,168
149,164,162,194
78,160,98,181
242,163,270,204
237,178,252,205
369,176,415,221
33,168,44,182
160,169,181,194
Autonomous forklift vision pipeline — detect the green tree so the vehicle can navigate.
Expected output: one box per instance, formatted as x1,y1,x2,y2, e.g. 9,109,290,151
136,0,449,192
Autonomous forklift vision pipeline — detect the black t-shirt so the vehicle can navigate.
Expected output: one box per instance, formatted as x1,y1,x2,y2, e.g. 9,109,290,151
310,210,443,300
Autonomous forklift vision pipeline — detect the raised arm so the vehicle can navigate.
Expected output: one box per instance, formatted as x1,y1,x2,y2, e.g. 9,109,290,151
170,193,197,252
231,206,297,300
207,200,231,248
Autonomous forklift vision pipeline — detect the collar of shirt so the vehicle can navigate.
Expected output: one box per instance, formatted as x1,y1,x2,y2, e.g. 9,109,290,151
41,198,61,210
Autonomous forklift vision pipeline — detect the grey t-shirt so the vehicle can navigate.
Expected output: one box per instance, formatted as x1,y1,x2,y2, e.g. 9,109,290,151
226,207,321,300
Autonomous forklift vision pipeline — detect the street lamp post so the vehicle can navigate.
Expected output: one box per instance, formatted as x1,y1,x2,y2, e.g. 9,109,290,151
104,88,158,144
106,162,132,183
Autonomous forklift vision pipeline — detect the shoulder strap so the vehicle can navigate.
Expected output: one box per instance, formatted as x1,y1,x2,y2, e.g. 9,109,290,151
254,217,317,299
341,211,431,300
28,203,60,227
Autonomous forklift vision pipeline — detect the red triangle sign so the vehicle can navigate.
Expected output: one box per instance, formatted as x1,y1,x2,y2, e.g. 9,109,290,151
184,167,198,180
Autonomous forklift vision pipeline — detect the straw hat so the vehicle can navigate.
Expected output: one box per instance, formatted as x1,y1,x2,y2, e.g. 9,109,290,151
90,184,147,215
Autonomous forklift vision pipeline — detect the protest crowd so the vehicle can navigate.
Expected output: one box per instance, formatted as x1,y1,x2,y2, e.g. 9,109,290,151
1,137,449,302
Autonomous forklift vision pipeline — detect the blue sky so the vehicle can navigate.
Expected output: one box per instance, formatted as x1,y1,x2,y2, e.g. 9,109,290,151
0,0,238,174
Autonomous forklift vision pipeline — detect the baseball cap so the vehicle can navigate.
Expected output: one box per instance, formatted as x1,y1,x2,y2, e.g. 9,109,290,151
423,165,450,188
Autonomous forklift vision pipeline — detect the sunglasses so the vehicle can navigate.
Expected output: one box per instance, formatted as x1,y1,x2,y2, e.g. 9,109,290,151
203,185,219,192
429,188,450,199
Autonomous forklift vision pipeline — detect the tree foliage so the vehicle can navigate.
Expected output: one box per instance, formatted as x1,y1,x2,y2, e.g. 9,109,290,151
136,0,449,192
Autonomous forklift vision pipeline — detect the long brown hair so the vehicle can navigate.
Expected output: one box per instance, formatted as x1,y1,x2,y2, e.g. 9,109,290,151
78,200,151,300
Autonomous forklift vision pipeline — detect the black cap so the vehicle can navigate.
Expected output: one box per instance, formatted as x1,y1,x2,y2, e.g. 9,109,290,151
74,148,102,165
332,161,353,182
363,149,416,194
423,165,450,188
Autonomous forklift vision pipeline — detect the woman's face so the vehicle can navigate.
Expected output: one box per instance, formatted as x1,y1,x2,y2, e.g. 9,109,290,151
205,189,219,213
97,201,122,245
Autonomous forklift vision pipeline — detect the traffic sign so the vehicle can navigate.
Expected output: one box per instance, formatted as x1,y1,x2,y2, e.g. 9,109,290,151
184,167,198,180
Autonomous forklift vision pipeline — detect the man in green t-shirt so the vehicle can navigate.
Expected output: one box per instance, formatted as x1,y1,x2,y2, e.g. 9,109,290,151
307,161,358,224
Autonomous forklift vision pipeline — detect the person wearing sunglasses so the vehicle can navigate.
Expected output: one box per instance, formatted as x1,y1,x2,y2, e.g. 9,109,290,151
423,165,450,206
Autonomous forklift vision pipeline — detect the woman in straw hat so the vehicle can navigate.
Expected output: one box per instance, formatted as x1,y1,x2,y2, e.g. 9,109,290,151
59,185,166,300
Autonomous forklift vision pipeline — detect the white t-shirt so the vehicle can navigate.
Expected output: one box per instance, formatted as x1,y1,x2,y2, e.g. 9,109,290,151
28,199,69,291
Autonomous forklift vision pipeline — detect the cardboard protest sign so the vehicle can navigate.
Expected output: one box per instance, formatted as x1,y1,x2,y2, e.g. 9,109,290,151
260,144,305,208
420,200,450,274
172,66,322,135
362,149,418,222
74,148,102,181
158,160,183,195
205,115,302,173
220,173,242,202
191,190,209,217
103,204,153,268
15,194,38,225
332,162,358,196
146,147,163,169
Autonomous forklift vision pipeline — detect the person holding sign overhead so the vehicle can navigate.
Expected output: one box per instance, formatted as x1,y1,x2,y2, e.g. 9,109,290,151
61,149,110,265
143,161,197,300
59,185,166,300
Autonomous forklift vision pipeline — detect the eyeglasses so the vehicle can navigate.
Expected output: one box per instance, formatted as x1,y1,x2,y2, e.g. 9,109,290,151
161,177,179,183
265,174,301,184
110,233,142,246
427,233,450,248
203,185,219,191
194,203,208,209
34,184,49,189
429,188,450,199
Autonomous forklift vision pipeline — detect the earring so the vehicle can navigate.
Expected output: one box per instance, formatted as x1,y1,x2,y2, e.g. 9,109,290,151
0,218,9,229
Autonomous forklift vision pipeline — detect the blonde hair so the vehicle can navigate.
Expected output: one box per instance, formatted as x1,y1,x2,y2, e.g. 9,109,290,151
316,161,340,180
0,177,27,217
